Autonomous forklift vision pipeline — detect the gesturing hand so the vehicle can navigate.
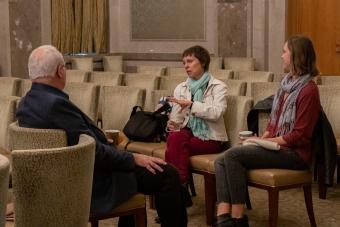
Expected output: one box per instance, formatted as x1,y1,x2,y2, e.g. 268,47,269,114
133,153,167,174
167,97,192,112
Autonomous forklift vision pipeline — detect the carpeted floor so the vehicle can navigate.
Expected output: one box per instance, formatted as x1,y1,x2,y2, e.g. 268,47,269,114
6,174,340,227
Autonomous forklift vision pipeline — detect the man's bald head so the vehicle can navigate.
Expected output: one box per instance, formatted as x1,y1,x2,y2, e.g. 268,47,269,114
28,45,65,80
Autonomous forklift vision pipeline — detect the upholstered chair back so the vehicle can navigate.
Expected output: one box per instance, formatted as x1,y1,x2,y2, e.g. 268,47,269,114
166,67,186,77
124,74,160,111
234,71,274,96
9,122,67,151
159,76,185,93
0,77,20,97
66,69,90,83
250,82,280,104
11,134,95,227
64,82,100,121
210,69,233,80
102,86,145,131
17,79,32,97
88,71,123,121
136,65,166,76
209,56,223,71
223,57,255,71
71,57,93,71
224,95,253,146
151,90,172,111
318,75,340,85
0,96,20,153
234,71,274,82
221,79,247,96
318,85,340,137
102,55,123,72
0,155,9,227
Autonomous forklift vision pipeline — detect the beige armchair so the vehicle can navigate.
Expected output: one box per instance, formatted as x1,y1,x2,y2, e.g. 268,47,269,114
223,57,255,71
209,56,223,71
234,71,274,96
101,86,145,131
0,77,20,97
66,69,90,83
124,74,160,111
166,67,186,77
88,71,123,124
17,79,32,97
210,69,233,80
102,55,123,72
136,65,166,76
64,82,100,121
159,76,185,93
0,155,9,227
11,134,95,227
221,79,247,96
250,82,280,136
0,96,20,157
9,122,68,151
317,75,340,85
71,57,93,71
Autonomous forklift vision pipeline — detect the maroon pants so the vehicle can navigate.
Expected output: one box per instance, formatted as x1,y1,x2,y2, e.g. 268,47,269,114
165,128,223,183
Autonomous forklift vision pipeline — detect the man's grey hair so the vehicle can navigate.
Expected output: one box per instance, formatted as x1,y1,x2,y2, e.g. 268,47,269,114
28,45,65,80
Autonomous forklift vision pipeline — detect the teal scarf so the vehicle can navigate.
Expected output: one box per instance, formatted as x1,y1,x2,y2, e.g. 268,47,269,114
187,72,211,140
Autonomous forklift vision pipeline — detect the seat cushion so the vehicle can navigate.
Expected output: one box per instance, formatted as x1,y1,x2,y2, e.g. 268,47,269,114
111,193,146,213
126,142,166,156
248,169,312,187
153,148,166,159
116,132,130,151
189,153,222,173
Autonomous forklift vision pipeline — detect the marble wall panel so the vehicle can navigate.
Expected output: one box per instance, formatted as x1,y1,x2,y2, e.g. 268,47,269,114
9,0,41,78
217,0,248,57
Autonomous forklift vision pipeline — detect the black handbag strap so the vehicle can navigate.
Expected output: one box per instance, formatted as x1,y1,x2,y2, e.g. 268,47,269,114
129,103,171,118
129,106,143,118
152,102,171,115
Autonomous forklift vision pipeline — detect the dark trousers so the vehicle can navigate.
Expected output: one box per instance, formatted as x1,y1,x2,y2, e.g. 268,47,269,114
118,164,187,227
215,145,309,204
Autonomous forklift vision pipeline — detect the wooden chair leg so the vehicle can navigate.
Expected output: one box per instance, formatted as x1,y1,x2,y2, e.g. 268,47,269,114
337,156,340,184
303,184,317,227
135,208,147,227
245,186,252,210
189,172,197,196
149,195,156,209
203,173,217,226
268,188,279,227
317,164,327,199
90,220,99,227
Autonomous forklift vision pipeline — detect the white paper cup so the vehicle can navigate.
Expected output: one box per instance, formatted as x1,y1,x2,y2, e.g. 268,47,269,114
105,129,120,145
239,130,253,139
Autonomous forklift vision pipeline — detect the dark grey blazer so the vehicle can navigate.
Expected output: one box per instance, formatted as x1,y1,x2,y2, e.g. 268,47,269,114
16,82,137,214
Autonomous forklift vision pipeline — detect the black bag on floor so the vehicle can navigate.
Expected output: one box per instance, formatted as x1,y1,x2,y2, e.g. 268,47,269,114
123,103,171,142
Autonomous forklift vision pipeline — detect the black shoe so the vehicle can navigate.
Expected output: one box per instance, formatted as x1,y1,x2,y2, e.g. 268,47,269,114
213,213,233,227
233,215,249,227
154,216,161,224
181,183,193,207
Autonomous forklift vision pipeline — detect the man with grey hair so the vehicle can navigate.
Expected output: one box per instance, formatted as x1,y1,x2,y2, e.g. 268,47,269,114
17,45,187,227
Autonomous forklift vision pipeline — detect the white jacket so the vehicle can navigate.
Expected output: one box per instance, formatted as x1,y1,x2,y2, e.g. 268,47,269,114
169,76,228,141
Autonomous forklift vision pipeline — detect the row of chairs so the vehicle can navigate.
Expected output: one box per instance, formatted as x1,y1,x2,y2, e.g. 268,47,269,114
70,55,256,72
